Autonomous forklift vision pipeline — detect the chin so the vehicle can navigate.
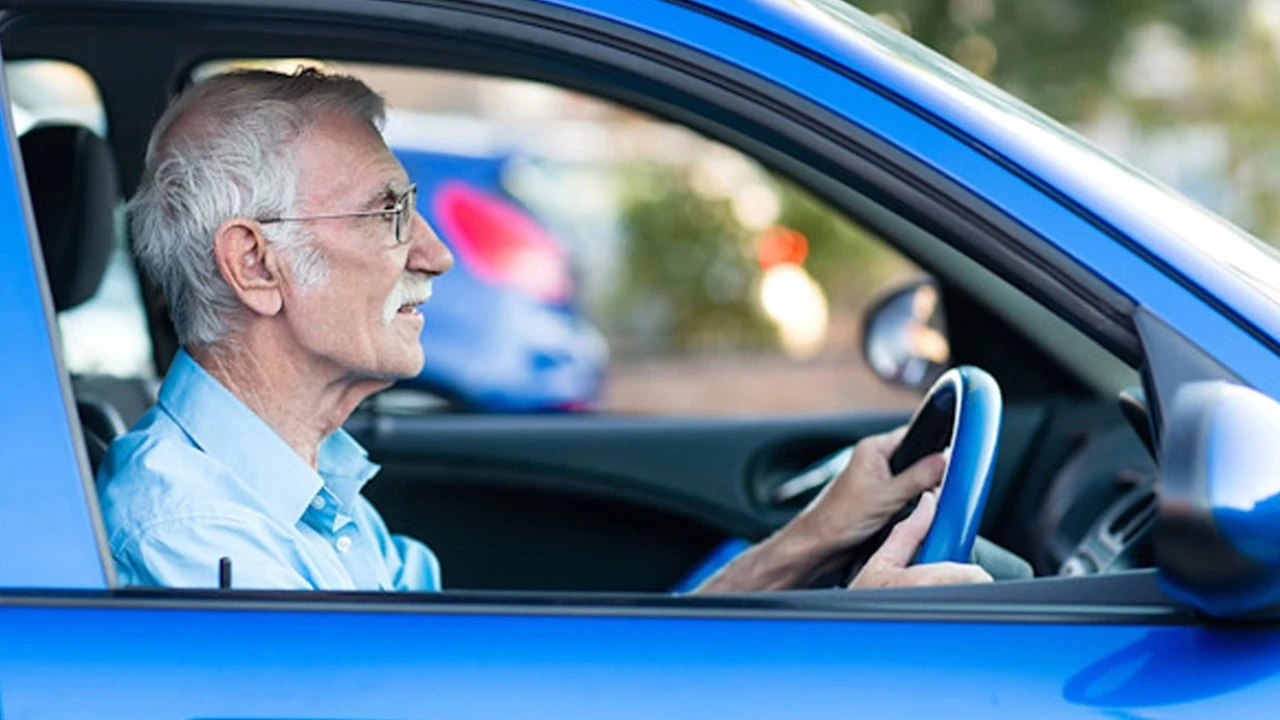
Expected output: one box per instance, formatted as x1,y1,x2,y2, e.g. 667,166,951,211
386,348,426,379
358,346,425,382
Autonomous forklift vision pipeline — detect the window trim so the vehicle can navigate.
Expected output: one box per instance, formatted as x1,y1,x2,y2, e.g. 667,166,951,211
0,569,1209,627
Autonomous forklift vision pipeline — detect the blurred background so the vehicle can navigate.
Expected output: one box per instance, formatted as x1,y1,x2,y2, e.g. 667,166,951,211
11,0,1278,417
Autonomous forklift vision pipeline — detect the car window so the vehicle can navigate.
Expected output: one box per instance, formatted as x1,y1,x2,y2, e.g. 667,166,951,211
6,59,156,382
198,60,926,416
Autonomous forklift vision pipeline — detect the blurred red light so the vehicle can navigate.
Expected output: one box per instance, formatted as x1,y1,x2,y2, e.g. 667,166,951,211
755,226,809,269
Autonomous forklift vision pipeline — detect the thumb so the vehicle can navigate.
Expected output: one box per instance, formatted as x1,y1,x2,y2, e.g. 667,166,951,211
893,452,946,501
866,490,938,570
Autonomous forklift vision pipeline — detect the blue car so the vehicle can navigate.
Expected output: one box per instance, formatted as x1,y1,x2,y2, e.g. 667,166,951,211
391,147,606,411
4,0,1280,717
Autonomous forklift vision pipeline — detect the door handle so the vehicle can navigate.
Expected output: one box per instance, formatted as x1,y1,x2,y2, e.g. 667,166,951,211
770,446,853,504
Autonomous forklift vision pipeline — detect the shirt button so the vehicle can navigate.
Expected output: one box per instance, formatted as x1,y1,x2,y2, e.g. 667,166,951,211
311,496,326,510
335,535,353,553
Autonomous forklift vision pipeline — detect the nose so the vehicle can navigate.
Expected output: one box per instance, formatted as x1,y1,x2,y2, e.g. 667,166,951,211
406,209,454,276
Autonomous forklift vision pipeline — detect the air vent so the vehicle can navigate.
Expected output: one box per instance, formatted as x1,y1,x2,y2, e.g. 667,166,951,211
1108,488,1156,544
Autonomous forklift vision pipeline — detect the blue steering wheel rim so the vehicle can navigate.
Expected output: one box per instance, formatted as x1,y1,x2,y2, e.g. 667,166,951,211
913,366,1003,564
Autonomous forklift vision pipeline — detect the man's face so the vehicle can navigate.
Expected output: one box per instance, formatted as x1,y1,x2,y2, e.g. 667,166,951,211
277,111,453,381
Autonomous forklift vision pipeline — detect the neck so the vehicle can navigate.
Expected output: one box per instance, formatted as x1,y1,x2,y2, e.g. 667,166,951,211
189,331,389,469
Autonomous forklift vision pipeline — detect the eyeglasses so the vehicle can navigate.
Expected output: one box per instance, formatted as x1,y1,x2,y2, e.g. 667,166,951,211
258,183,418,246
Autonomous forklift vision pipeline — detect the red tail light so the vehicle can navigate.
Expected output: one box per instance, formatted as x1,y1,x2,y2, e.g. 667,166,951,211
432,180,573,303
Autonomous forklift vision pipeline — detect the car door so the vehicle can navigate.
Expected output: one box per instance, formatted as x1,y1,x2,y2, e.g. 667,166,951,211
5,1,1280,718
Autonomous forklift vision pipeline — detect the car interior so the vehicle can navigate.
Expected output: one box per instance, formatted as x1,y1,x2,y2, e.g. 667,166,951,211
2,4,1172,606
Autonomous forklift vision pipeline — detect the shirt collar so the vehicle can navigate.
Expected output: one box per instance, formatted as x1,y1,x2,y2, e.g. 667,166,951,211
158,348,380,526
317,425,380,510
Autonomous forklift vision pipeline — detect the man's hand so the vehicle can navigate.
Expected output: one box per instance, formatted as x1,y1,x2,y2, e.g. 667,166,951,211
849,490,993,588
696,424,965,593
787,425,947,565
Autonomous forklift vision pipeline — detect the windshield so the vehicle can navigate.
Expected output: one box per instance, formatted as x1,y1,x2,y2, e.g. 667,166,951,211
785,0,1280,308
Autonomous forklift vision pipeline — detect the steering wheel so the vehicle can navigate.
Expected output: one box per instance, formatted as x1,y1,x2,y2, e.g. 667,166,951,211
844,365,1003,579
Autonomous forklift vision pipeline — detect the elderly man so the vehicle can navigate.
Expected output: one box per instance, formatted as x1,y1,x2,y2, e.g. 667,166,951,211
97,69,990,592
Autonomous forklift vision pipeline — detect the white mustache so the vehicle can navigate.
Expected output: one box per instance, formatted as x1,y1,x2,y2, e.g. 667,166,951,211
382,274,434,325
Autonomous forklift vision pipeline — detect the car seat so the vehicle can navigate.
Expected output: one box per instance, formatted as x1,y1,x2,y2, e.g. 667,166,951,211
19,123,131,471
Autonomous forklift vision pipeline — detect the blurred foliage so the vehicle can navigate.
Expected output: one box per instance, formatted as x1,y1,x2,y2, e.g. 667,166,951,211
773,178,901,306
611,164,774,356
851,0,1246,121
612,165,900,356
847,0,1280,241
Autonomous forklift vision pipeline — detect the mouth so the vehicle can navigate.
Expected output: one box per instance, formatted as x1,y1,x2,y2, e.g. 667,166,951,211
383,277,434,325
395,290,432,320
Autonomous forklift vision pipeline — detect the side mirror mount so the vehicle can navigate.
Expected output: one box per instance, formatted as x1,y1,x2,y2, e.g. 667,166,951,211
862,279,950,392
1157,380,1280,618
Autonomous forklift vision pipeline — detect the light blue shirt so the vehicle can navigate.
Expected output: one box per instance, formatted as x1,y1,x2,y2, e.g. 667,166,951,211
97,349,442,591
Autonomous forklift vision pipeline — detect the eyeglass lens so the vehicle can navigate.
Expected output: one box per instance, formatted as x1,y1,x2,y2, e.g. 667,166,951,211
396,186,418,245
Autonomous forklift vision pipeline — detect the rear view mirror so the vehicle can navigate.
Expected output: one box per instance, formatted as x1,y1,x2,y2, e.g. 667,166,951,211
1157,380,1280,618
862,279,950,392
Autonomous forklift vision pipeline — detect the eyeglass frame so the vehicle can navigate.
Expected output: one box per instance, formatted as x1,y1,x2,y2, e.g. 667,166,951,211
257,183,418,246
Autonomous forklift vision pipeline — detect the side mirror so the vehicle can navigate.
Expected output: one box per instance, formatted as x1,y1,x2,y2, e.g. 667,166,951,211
862,279,950,391
1157,381,1280,618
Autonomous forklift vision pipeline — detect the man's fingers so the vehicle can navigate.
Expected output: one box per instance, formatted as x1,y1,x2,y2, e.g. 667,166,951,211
898,562,994,587
866,490,937,570
862,425,909,456
893,452,946,499
849,492,994,590
881,424,910,448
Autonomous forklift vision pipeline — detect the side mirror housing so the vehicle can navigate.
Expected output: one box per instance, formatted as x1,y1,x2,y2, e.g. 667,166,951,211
1157,381,1280,618
862,279,949,392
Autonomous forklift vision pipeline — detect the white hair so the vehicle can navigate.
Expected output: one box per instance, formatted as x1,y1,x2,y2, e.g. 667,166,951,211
129,68,386,346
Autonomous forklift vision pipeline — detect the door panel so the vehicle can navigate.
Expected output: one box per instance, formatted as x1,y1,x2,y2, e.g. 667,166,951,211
365,471,725,591
350,404,1054,591
351,409,908,591
1,593,1274,719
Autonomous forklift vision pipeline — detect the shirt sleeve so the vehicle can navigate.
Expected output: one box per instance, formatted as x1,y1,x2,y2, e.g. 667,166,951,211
386,533,442,592
113,515,313,590
350,495,442,591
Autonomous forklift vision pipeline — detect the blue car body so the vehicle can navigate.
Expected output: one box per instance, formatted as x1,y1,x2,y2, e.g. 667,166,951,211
2,0,1280,717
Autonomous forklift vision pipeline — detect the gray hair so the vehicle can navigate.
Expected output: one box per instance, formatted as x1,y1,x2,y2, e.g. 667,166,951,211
129,68,386,346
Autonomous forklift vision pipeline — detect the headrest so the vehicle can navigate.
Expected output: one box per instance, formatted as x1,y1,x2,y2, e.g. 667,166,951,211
20,124,120,312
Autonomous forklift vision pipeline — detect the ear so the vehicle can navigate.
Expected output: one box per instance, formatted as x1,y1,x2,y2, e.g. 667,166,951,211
212,218,284,317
